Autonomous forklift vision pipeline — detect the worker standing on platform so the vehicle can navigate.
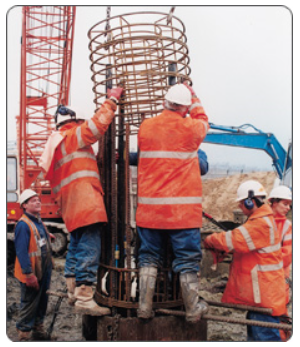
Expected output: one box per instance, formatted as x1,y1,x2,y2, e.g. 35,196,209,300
14,189,53,341
204,180,287,341
268,185,292,341
39,87,123,316
136,82,209,323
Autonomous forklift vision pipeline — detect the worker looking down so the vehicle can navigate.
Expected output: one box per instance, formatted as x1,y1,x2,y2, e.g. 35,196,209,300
268,185,292,341
136,82,209,323
39,87,123,316
14,189,53,341
204,180,286,341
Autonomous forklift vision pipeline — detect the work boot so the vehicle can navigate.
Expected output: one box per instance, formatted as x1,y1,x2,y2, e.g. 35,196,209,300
180,272,209,323
66,277,76,306
32,323,49,341
74,285,111,316
16,328,31,341
137,267,157,319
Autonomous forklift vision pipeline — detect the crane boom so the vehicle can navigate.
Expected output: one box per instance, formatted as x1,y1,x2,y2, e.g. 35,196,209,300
18,6,76,191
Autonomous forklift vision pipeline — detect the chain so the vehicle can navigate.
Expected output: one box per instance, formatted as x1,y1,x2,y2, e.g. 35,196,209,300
167,6,175,25
105,6,111,33
112,313,120,341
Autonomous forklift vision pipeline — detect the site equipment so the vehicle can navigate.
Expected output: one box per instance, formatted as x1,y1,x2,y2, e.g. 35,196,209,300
203,123,292,188
7,6,76,258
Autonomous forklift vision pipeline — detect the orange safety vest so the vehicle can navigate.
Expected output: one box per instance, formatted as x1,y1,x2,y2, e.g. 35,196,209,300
136,97,209,230
41,100,117,232
275,215,292,304
204,204,286,316
14,214,48,283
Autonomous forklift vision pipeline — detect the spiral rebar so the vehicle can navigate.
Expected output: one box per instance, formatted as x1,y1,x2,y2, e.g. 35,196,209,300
88,11,192,135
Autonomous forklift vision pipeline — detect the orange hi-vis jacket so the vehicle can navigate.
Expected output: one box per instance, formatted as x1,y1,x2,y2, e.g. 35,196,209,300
15,214,49,283
204,204,286,316
40,100,117,232
136,96,209,230
275,214,292,304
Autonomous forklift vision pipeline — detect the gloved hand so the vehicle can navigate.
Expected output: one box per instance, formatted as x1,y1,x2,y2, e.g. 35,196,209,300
49,232,56,243
107,87,124,101
209,249,227,271
25,273,40,291
183,81,196,97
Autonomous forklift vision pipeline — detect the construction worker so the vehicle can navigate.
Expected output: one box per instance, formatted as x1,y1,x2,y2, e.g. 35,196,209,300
204,180,287,341
14,189,53,341
268,185,292,341
39,87,123,316
136,82,209,323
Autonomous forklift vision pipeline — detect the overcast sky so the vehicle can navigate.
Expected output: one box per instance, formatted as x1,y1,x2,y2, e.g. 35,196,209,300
6,5,293,170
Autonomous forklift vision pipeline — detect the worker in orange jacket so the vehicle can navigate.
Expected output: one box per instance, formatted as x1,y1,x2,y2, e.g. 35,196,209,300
204,180,286,341
136,82,209,323
39,87,123,316
268,185,292,341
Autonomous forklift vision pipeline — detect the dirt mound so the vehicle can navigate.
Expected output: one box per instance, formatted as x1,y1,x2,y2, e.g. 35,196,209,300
202,171,276,221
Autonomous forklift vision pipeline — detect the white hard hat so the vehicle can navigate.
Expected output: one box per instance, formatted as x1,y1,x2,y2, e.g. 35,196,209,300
268,185,292,201
236,180,267,202
19,189,38,206
165,84,192,106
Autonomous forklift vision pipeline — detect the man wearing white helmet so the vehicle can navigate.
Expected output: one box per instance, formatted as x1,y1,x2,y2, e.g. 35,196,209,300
39,87,123,316
14,189,53,341
136,82,209,323
204,180,286,341
268,185,292,341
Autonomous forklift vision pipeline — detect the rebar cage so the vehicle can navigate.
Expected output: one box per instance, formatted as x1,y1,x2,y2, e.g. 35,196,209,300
88,11,191,135
88,10,193,314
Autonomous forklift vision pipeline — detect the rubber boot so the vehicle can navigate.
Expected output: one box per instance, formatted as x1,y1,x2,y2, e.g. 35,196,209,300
180,272,209,323
74,285,111,316
16,328,31,341
32,323,49,341
137,267,157,319
66,277,76,306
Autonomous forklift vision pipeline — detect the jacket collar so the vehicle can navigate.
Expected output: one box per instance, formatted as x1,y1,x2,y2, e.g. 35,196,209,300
248,204,274,220
59,121,79,132
24,212,42,224
160,109,185,119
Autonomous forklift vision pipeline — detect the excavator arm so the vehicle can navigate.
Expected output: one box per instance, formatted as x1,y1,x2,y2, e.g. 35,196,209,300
203,123,292,180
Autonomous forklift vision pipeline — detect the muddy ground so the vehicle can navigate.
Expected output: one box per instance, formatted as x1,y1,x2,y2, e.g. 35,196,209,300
6,172,291,342
6,258,248,342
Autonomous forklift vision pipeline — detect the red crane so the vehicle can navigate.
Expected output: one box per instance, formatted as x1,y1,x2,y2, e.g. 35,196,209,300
8,6,76,258
18,5,75,191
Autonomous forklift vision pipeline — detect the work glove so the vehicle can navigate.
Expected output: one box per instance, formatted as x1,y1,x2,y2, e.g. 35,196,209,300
25,273,40,291
209,249,227,271
49,232,56,243
107,87,124,102
183,81,196,97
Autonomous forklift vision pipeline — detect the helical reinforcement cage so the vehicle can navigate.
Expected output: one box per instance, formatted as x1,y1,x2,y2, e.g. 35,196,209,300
88,11,192,135
88,10,193,313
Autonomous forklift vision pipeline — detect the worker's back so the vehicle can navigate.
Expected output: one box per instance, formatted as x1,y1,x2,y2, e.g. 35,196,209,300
50,122,108,232
136,109,206,230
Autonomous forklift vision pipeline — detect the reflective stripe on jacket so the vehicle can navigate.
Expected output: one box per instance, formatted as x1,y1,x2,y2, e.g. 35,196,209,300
14,214,43,283
275,215,292,304
41,100,117,232
136,96,209,229
204,204,286,316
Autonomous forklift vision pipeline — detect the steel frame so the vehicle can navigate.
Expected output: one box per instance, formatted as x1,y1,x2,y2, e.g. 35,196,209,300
18,6,76,191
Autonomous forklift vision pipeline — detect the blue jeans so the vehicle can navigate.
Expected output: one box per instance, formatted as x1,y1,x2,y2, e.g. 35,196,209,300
247,311,282,341
137,227,202,273
16,260,52,332
64,223,102,283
